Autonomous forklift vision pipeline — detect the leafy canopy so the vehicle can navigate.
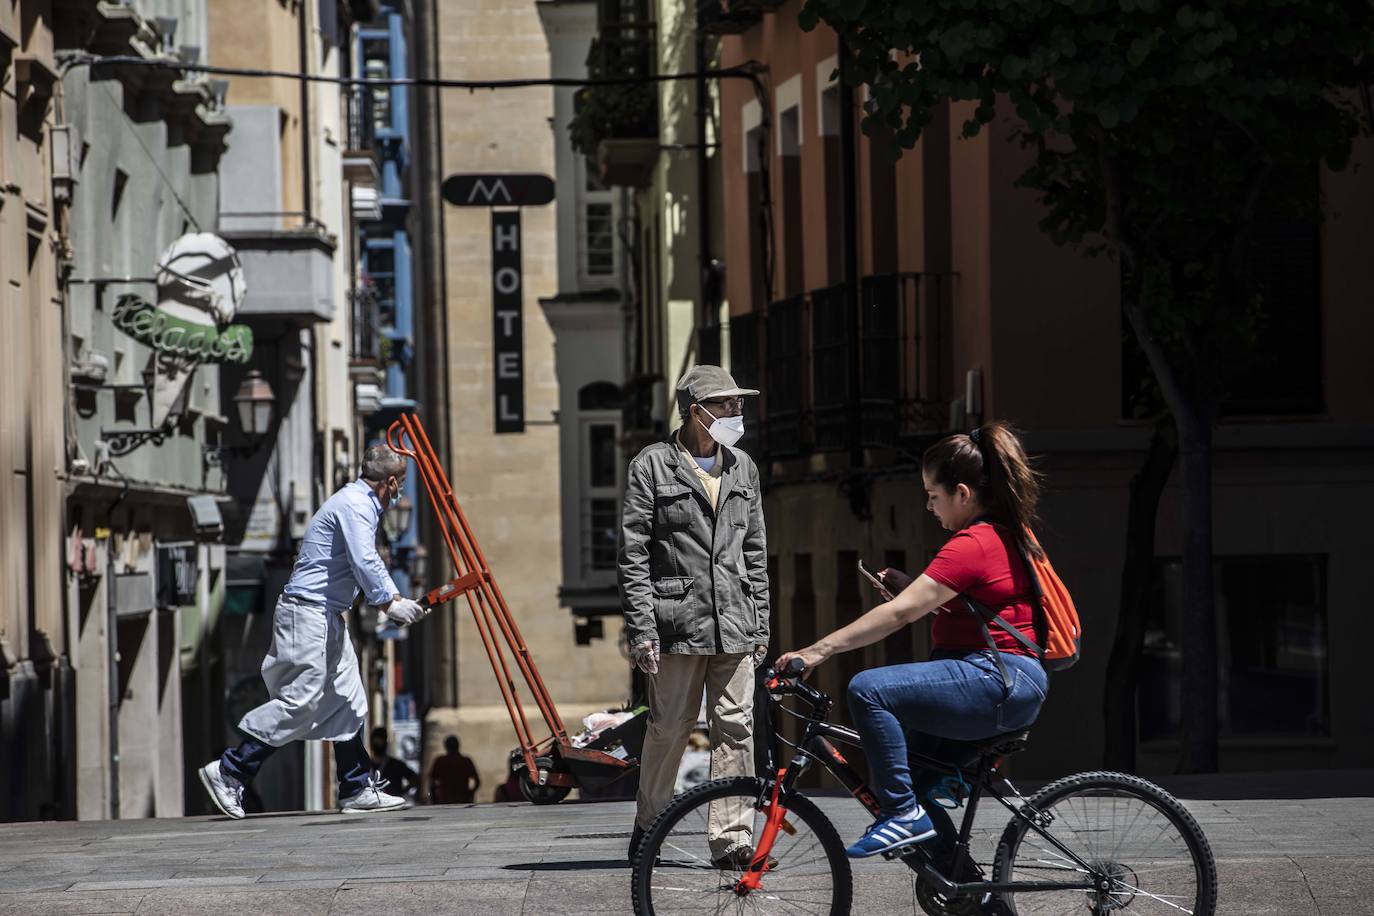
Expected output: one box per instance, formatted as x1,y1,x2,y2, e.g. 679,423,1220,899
799,0,1371,252
800,0,1373,415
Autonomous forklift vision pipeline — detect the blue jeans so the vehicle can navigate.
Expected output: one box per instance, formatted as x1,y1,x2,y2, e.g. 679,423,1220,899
847,650,1048,835
221,728,373,801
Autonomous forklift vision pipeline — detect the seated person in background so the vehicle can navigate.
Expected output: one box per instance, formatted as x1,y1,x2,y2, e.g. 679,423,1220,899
429,735,481,805
368,727,421,800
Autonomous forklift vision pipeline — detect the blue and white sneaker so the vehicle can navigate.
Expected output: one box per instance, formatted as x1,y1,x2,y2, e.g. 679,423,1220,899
845,806,938,858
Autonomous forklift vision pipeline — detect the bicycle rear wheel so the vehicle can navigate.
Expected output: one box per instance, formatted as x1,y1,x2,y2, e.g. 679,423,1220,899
631,776,852,916
991,771,1217,915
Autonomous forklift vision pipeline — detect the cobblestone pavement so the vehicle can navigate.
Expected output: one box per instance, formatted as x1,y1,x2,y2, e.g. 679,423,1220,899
0,771,1370,914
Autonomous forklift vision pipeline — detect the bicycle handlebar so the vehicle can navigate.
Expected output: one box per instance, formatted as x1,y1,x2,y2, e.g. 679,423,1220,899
763,658,829,710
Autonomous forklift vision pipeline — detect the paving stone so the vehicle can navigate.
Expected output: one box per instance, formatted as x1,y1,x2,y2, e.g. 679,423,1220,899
0,790,1371,911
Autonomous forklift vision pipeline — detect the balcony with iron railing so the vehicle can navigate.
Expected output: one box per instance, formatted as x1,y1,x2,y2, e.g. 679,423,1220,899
810,283,856,453
727,311,762,459
695,0,785,35
864,271,955,438
764,294,807,459
569,7,659,187
349,281,384,376
726,273,956,469
344,85,378,156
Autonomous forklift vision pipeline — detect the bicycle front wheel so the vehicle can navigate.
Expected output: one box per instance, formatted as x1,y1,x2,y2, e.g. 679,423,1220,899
631,776,852,916
991,771,1217,916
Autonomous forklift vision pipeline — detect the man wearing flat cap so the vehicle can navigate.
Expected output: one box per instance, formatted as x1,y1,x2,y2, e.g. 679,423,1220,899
619,365,771,869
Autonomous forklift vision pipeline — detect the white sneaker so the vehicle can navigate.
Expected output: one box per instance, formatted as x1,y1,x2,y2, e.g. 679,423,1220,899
198,759,246,819
340,776,406,814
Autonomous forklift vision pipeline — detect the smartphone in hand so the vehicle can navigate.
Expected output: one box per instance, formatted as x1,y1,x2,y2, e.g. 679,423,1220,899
857,560,895,601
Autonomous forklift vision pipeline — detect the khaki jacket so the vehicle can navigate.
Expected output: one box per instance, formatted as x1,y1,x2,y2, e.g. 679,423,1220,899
618,434,770,654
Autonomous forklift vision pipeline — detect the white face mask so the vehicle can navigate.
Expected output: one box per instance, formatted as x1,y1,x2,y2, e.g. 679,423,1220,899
696,409,745,448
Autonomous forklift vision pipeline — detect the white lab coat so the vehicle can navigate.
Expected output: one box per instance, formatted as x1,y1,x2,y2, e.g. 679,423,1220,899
239,595,369,745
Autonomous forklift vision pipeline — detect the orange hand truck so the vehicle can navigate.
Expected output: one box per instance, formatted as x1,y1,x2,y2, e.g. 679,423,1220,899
386,413,637,803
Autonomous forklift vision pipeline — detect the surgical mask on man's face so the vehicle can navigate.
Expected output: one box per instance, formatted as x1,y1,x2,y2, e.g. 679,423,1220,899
389,478,402,509
696,406,745,447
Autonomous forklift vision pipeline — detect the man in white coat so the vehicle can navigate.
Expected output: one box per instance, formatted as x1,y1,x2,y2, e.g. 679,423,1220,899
198,445,430,817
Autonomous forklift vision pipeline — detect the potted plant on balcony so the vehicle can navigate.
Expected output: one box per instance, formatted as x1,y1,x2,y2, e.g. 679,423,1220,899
568,36,659,187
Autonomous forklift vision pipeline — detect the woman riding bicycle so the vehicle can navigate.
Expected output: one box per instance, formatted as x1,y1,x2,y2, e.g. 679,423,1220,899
777,422,1049,861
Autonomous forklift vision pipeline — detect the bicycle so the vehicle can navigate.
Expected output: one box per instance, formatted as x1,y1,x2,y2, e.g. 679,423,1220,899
630,659,1217,915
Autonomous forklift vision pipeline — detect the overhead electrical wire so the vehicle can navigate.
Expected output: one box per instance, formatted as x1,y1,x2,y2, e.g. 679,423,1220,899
58,54,764,91
58,50,780,390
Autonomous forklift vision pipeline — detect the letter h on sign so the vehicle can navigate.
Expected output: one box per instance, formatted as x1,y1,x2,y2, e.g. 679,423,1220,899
492,210,524,433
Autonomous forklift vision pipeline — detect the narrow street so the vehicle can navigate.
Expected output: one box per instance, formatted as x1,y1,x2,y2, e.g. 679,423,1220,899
1,773,1370,915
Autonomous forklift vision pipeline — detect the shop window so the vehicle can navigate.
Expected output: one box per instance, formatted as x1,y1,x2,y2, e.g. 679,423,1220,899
1139,554,1330,740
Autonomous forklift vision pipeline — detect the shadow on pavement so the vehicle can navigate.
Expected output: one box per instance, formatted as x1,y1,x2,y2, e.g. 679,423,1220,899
503,859,628,871
1145,769,1374,800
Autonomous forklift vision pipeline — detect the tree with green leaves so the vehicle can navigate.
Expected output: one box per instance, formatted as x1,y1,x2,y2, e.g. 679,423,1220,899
800,0,1373,771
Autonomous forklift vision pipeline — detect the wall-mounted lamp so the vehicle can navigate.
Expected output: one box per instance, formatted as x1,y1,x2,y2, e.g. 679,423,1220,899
382,497,413,543
233,369,275,441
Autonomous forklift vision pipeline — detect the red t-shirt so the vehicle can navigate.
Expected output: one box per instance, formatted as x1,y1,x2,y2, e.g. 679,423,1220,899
923,522,1037,656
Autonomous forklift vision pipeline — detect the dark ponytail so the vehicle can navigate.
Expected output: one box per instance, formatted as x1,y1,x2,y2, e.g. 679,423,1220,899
922,421,1043,559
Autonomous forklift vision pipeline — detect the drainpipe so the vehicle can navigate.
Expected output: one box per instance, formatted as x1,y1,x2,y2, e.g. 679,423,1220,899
297,0,313,225
104,475,130,820
412,0,455,709
106,539,120,820
695,29,713,356
838,38,861,468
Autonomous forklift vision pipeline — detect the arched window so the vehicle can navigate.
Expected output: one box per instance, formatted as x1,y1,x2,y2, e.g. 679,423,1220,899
578,381,622,411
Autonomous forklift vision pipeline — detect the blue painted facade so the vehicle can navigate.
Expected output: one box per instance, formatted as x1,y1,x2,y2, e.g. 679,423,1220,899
358,3,418,623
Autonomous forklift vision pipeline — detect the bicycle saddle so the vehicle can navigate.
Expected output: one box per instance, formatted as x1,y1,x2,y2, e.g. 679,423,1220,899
973,729,1031,758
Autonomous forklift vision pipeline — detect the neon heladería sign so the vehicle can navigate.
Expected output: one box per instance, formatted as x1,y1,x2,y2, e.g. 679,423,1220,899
112,293,254,364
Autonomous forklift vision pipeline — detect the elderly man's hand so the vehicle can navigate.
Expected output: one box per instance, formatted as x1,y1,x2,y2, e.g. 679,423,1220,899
385,598,431,628
631,640,660,675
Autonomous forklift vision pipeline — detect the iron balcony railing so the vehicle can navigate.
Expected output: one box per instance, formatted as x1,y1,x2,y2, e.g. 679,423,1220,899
350,283,382,365
861,271,956,441
726,273,955,467
810,282,856,453
345,85,377,154
696,0,778,35
727,312,763,460
764,294,807,459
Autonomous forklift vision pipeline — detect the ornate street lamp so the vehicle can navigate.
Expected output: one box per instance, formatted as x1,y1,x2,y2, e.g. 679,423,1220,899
409,543,429,593
233,369,275,441
383,496,413,543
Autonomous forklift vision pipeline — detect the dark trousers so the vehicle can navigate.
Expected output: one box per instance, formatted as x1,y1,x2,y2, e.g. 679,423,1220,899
221,728,372,800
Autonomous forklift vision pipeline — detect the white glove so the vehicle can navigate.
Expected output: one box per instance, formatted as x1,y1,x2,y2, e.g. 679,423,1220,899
631,639,660,675
385,598,431,628
752,644,768,668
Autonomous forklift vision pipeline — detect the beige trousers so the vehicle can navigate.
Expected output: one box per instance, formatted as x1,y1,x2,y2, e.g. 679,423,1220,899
635,652,755,856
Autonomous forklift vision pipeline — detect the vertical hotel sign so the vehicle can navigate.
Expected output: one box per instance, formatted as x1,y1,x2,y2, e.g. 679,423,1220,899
441,173,556,435
491,210,523,433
